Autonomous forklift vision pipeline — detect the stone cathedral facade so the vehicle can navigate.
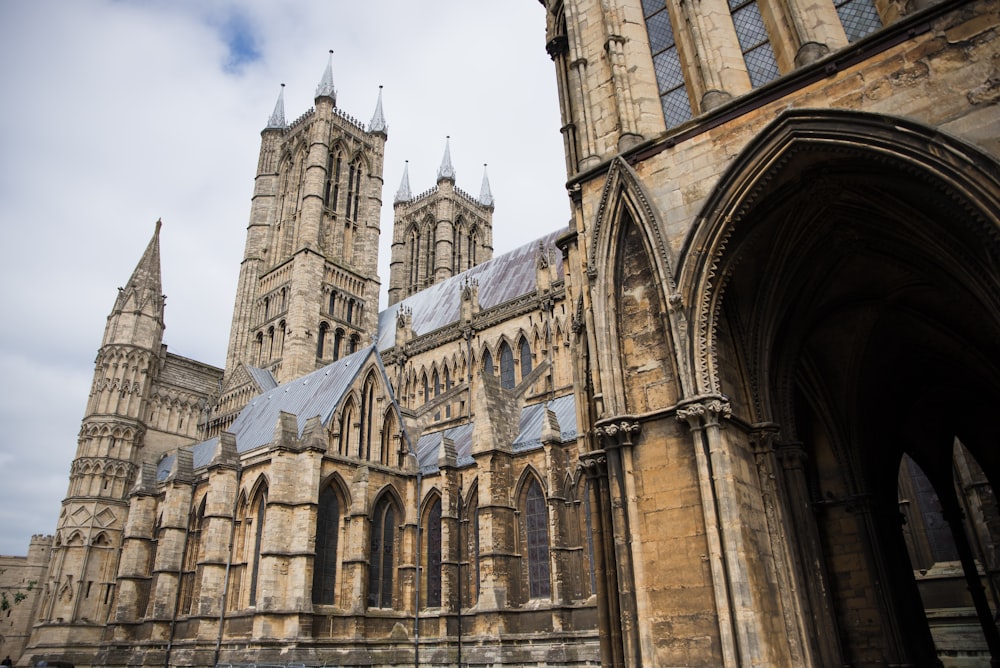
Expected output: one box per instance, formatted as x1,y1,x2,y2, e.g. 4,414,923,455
10,0,1000,666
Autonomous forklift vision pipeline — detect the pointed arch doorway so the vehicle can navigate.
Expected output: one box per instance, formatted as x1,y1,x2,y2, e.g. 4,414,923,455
684,110,1000,666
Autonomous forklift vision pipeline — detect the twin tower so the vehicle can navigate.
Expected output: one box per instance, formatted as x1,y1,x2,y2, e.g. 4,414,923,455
224,54,496,399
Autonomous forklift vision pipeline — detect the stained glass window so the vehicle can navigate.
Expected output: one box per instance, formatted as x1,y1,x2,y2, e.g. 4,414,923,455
834,0,882,42
499,342,515,390
312,487,340,604
525,479,551,599
729,0,780,88
642,1,693,128
519,338,532,381
426,498,442,607
368,497,395,608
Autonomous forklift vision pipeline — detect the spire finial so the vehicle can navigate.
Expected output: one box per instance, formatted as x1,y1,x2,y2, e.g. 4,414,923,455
479,163,494,207
315,50,336,102
369,84,387,134
266,83,287,129
395,160,412,204
437,136,455,183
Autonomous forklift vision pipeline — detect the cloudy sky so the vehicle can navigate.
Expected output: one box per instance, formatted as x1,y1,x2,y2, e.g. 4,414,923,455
0,1,568,556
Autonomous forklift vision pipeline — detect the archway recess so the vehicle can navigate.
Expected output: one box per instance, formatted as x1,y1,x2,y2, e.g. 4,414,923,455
683,110,1000,666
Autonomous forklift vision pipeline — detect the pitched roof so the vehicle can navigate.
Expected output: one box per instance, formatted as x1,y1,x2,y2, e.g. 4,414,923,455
376,228,566,350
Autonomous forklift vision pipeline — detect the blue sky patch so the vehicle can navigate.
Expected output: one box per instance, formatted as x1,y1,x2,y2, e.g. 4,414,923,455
216,10,261,73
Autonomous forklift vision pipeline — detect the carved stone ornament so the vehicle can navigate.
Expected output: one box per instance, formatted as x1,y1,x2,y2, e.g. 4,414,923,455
594,418,641,448
676,397,732,428
579,450,608,478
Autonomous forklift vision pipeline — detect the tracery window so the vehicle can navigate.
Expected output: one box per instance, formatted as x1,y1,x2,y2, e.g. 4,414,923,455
499,341,515,390
368,495,396,608
525,478,551,599
519,337,532,381
833,0,882,42
424,497,443,607
642,0,693,128
312,485,341,604
728,0,780,88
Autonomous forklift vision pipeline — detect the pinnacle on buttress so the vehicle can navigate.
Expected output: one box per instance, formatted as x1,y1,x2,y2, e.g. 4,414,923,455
266,83,287,129
315,50,337,103
395,160,412,204
369,85,387,135
479,163,494,207
437,136,456,183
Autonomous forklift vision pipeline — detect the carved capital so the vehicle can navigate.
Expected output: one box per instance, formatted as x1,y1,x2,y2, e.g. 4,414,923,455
776,441,808,471
676,396,732,429
594,417,641,449
579,450,608,479
749,422,781,456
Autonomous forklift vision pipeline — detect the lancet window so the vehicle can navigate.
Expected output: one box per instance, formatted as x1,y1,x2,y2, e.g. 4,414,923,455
642,0,693,127
368,494,397,608
312,485,341,605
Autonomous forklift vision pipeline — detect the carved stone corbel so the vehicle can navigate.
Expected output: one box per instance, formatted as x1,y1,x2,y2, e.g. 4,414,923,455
594,418,641,449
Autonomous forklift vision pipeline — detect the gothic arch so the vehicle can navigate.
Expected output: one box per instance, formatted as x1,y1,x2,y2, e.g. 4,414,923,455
676,109,1000,665
590,158,685,415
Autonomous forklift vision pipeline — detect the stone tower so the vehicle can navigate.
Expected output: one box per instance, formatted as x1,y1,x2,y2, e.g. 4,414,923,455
387,138,494,305
33,222,166,651
223,54,388,384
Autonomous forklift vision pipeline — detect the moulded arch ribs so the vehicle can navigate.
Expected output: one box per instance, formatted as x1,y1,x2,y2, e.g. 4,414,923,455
679,108,1000,399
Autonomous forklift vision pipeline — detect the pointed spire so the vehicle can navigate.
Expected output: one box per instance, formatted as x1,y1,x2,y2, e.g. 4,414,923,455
395,161,412,203
369,85,387,134
112,219,164,324
479,163,494,207
437,136,455,183
266,83,286,129
315,50,337,103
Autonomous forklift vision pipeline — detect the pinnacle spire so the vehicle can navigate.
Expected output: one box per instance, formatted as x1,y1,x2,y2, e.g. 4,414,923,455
113,219,164,318
437,136,455,182
315,50,336,102
395,161,412,203
479,163,494,207
369,85,387,134
266,83,286,129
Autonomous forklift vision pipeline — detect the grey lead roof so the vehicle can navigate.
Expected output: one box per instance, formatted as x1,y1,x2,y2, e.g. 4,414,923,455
229,346,375,453
266,84,286,129
316,51,336,101
415,394,577,473
437,137,455,182
376,228,566,351
369,86,387,134
395,161,412,203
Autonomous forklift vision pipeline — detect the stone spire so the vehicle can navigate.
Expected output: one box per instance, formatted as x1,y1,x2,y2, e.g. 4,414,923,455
315,50,336,103
266,83,286,129
479,163,494,207
112,219,164,321
437,136,456,183
369,85,387,134
395,161,412,204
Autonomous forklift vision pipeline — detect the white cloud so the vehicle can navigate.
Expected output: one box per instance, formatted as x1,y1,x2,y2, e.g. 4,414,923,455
0,1,566,555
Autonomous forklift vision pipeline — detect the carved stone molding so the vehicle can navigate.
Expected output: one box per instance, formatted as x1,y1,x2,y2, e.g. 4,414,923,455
579,450,608,479
675,396,732,429
776,441,808,471
594,418,641,449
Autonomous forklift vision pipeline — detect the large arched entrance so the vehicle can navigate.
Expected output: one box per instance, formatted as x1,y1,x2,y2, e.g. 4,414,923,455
684,110,1000,666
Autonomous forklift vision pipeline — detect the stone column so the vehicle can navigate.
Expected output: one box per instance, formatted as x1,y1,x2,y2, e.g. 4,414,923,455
580,450,622,668
783,0,849,66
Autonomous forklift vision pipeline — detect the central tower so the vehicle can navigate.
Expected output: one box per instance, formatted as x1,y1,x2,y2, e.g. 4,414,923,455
223,55,388,387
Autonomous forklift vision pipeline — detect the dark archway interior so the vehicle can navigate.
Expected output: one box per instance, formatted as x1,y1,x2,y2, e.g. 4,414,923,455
717,147,1000,665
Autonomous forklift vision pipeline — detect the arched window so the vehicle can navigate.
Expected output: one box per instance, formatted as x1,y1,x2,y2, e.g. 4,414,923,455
469,228,478,266
409,227,420,294
328,152,342,211
245,485,268,607
333,329,343,361
462,488,480,606
642,1,693,128
444,366,452,419
181,497,205,614
728,0,780,88
519,337,532,381
349,334,359,355
312,485,341,605
422,372,430,404
368,495,396,608
524,478,551,599
328,290,337,315
424,497,443,608
433,369,441,421
339,400,355,456
499,341,515,390
317,322,329,359
834,0,882,42
360,375,376,460
482,349,494,377
346,299,354,324
380,409,397,466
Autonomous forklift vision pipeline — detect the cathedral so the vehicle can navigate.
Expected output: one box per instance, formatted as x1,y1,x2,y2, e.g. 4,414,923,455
4,0,999,666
